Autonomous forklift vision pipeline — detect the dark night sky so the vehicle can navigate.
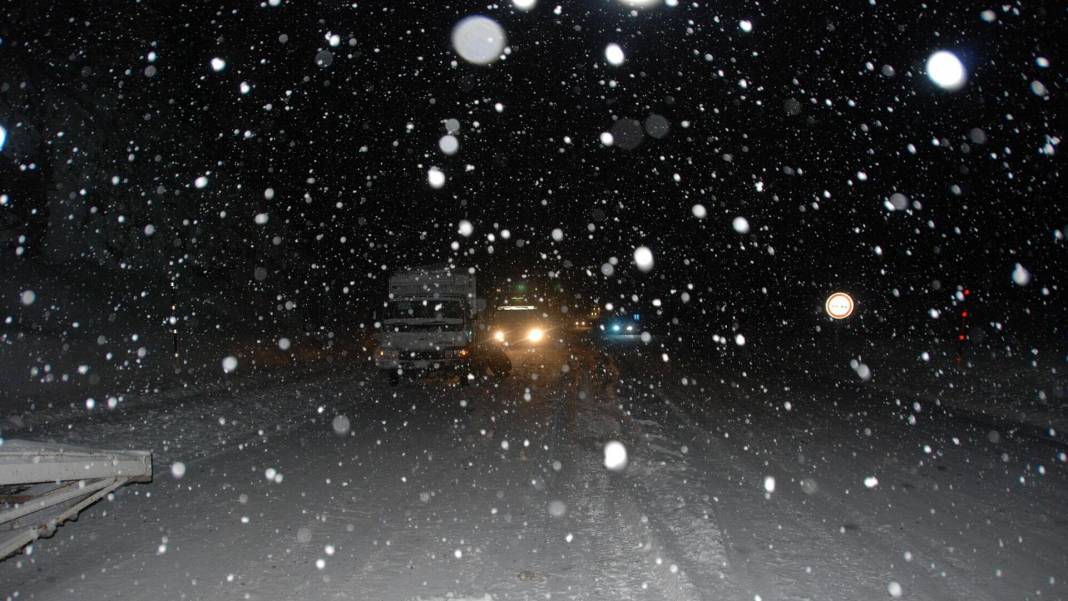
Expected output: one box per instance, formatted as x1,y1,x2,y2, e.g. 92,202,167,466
1,0,1063,338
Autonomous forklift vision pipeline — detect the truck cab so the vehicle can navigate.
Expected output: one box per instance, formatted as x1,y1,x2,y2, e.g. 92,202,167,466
375,267,479,385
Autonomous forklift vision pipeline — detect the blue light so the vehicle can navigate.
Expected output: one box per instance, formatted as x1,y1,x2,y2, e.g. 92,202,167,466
0,125,6,152
611,323,622,332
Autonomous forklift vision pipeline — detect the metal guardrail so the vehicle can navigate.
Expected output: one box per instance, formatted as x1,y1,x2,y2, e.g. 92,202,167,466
0,440,152,559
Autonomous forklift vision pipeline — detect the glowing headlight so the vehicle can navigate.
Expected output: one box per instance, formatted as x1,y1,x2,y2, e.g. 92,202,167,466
527,327,544,343
611,323,622,332
493,330,505,342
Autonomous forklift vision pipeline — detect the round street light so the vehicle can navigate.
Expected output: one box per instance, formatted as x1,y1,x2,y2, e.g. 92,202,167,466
825,292,855,320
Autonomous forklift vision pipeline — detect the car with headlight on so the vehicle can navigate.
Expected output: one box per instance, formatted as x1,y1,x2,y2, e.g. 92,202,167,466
598,312,645,342
571,317,593,332
569,308,600,334
486,304,552,348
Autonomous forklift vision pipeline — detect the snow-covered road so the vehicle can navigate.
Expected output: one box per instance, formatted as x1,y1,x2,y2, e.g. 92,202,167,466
2,338,1065,600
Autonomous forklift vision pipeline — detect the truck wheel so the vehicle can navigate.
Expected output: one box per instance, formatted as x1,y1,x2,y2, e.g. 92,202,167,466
494,353,512,377
486,347,511,377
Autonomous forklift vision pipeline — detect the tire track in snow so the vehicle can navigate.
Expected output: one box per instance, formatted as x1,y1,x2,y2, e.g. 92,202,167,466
644,384,895,600
546,347,704,600
647,377,1017,601
625,381,776,600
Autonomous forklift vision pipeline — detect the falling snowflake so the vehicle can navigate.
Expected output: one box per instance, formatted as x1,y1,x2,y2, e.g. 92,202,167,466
926,50,966,90
633,246,654,272
222,356,238,373
604,441,628,471
605,43,625,66
428,167,446,188
451,16,506,65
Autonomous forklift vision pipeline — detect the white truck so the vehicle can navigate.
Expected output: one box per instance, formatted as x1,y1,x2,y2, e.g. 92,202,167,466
375,265,481,385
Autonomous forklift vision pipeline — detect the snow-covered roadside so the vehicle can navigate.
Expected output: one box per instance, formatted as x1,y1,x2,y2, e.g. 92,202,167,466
2,260,372,438
678,332,1067,438
1,319,370,420
6,366,365,469
869,347,1067,438
3,337,1065,600
2,342,716,600
616,345,1067,600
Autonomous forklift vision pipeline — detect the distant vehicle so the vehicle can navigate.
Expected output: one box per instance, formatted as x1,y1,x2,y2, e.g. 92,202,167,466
571,318,593,331
571,308,599,332
375,265,482,385
598,312,644,341
486,303,552,348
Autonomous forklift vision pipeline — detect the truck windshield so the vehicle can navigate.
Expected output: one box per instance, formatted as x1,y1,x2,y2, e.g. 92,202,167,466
385,300,464,320
491,307,541,327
